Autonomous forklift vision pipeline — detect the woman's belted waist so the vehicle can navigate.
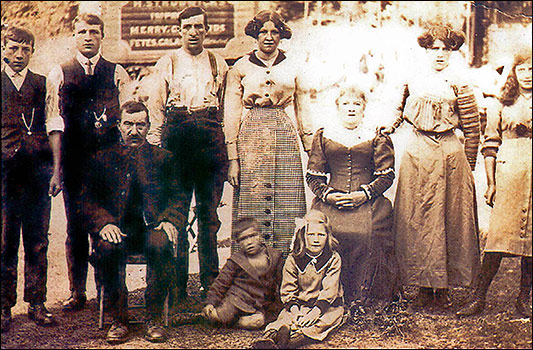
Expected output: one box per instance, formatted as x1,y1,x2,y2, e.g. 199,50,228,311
245,104,287,111
415,128,455,141
503,124,532,139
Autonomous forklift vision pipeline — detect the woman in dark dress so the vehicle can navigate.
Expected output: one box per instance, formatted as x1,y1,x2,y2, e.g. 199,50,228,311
306,86,398,311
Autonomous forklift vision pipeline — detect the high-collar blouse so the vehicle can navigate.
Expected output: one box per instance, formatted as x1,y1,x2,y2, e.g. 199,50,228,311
223,50,314,160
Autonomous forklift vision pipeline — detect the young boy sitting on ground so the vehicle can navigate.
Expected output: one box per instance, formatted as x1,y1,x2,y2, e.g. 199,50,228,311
171,217,283,329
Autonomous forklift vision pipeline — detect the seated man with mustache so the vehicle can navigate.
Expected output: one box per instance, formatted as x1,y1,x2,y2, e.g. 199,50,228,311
83,100,184,344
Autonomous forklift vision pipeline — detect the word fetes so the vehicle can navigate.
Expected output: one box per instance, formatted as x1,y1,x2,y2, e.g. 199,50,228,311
129,36,228,49
130,37,180,48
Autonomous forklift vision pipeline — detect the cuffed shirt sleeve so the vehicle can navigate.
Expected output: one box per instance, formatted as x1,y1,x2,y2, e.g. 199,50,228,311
45,64,65,134
223,62,245,160
480,97,502,159
145,55,171,146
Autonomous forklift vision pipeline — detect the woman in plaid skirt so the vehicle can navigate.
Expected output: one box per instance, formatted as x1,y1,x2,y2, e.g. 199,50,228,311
224,11,314,258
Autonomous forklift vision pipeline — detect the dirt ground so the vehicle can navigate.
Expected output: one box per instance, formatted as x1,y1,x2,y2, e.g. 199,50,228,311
1,179,532,349
1,260,531,349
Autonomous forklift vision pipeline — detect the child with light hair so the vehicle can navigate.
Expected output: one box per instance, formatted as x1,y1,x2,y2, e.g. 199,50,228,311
253,210,344,349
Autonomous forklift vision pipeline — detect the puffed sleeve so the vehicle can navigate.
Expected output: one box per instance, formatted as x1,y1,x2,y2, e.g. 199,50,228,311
455,84,481,170
280,255,301,311
480,97,502,158
315,252,342,315
360,133,395,200
223,60,245,160
306,129,334,202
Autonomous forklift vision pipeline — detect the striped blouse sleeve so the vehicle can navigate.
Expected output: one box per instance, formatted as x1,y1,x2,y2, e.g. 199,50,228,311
455,84,481,171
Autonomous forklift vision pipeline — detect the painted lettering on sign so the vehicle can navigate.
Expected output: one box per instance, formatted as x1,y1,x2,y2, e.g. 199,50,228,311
121,1,234,51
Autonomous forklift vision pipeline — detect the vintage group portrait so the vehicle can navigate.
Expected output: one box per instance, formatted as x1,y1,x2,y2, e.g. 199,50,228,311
1,1,532,349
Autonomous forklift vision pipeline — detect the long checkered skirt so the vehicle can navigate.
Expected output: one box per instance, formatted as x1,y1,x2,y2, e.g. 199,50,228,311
232,107,307,257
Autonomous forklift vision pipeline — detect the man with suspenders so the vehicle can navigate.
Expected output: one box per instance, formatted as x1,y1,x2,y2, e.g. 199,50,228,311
145,6,229,304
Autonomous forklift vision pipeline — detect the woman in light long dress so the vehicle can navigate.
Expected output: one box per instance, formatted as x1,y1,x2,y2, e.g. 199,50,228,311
383,24,481,308
457,49,532,317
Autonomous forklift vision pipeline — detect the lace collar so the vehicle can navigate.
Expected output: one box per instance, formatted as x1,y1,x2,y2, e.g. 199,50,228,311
322,118,376,148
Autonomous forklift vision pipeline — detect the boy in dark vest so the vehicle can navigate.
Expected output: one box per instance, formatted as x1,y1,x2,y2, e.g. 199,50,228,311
1,26,61,332
46,13,131,311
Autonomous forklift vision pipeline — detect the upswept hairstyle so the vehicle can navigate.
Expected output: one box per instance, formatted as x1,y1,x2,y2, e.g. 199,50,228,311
417,24,465,51
244,10,292,40
178,6,209,30
2,25,35,50
232,217,260,241
72,13,105,36
291,209,338,259
499,49,532,106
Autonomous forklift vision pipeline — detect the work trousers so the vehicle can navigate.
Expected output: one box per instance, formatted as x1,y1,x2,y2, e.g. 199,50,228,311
93,228,173,322
161,115,227,296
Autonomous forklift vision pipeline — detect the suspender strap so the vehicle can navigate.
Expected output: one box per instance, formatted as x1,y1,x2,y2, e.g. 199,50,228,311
207,50,218,81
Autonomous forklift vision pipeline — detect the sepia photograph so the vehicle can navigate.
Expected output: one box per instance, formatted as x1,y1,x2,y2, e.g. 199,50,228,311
1,1,532,348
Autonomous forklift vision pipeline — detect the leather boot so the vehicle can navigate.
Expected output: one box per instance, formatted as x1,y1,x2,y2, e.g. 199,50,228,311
62,291,87,312
28,303,55,326
145,318,167,343
106,320,129,344
456,296,486,316
516,257,532,318
411,287,433,308
1,307,12,333
435,288,453,308
457,252,502,317
253,329,279,349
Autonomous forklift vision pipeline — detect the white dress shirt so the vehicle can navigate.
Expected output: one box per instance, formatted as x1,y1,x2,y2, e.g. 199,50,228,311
4,65,28,91
45,52,130,134
144,48,228,146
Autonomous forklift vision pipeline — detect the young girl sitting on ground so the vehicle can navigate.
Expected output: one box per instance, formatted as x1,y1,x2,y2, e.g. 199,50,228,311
253,210,345,349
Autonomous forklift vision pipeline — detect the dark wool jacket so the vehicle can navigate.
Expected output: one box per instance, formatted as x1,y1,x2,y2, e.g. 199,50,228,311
81,141,185,236
206,246,283,315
